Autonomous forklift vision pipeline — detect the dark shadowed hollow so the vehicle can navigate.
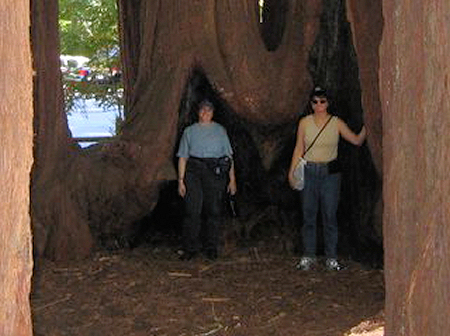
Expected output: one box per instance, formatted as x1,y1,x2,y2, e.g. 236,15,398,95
28,0,388,334
132,2,383,268
5,0,450,334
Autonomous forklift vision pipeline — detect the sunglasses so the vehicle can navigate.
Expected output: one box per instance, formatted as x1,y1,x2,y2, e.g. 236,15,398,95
312,99,327,105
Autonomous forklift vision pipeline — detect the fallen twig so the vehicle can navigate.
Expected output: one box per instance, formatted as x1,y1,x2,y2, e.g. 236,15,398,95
199,264,214,273
202,297,231,303
168,271,193,277
197,324,224,336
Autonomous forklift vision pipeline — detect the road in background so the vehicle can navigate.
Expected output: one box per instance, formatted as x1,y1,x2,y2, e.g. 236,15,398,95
67,98,120,147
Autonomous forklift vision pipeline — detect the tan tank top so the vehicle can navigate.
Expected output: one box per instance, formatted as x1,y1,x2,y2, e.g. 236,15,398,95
303,115,339,163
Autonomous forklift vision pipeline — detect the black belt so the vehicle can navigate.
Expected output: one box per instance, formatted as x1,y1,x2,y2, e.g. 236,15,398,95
190,156,227,162
306,161,330,166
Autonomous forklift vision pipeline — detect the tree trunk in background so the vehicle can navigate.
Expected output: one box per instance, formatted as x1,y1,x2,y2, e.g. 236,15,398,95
346,0,383,174
32,0,383,264
346,0,384,240
381,0,450,334
304,0,383,264
0,0,34,334
31,0,94,260
117,0,383,263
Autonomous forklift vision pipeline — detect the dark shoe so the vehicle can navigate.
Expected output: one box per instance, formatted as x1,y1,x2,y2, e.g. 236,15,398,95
179,251,197,261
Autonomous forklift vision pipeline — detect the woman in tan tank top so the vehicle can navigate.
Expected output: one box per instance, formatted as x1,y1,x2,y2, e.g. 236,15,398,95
288,87,367,271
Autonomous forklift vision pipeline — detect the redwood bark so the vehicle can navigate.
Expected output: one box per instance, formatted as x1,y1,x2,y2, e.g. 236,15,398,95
381,0,450,334
32,0,382,265
0,0,34,335
346,0,384,242
31,0,94,260
346,0,383,174
118,0,382,264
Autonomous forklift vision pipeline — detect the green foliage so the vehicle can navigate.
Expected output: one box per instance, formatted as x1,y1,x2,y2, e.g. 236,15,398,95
59,0,123,134
63,81,123,112
59,0,119,61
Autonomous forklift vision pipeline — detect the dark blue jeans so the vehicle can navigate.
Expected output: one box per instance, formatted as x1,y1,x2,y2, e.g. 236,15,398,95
302,162,341,259
183,158,228,255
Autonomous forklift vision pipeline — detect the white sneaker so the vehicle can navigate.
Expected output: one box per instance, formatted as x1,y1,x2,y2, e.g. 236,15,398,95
325,258,344,271
296,257,316,271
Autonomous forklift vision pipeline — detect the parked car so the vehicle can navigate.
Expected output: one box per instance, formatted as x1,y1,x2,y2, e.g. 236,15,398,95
88,73,111,85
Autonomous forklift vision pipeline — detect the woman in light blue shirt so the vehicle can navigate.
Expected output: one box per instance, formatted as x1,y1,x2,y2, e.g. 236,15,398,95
177,100,236,260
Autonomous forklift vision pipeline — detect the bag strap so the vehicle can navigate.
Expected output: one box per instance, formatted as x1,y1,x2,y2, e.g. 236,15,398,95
303,115,333,156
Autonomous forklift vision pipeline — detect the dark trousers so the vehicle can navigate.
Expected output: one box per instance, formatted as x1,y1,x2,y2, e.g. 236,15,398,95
302,162,341,258
183,158,228,254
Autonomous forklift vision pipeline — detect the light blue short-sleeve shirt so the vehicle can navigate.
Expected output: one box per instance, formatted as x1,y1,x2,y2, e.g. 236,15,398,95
177,122,233,158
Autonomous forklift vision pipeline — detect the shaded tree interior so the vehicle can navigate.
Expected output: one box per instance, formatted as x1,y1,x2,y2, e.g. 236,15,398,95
31,0,382,268
259,0,289,51
135,0,383,267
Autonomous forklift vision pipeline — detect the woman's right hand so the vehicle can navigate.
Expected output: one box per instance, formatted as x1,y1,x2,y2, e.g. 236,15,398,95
178,179,186,198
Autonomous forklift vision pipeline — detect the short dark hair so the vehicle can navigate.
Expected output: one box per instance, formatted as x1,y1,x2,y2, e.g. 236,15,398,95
198,99,214,110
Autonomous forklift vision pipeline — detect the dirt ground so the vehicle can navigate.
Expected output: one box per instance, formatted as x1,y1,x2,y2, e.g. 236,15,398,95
31,244,384,336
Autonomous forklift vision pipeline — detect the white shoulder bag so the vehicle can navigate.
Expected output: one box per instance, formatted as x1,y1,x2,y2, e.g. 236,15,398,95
292,116,333,191
292,157,307,190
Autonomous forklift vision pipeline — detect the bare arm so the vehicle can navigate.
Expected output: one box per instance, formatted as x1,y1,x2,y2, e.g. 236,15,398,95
288,118,306,187
228,159,237,195
337,119,367,146
178,157,188,197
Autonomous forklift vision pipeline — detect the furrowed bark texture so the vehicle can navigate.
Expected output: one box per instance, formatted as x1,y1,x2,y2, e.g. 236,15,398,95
32,0,382,264
0,0,34,335
381,0,450,334
346,0,383,174
118,0,382,263
346,0,384,242
9,0,450,332
31,0,94,260
305,0,383,263
32,0,162,259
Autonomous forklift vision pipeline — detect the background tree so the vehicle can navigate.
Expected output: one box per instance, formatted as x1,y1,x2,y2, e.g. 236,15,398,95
31,0,383,266
59,0,118,59
59,0,122,117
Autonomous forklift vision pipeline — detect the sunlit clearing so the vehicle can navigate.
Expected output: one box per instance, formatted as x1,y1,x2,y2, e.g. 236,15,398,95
258,0,264,23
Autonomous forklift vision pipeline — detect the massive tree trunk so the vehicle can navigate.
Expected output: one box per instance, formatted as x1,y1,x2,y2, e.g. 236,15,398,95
346,0,384,245
381,0,450,334
346,0,383,173
31,0,94,260
32,0,382,264
0,0,34,334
